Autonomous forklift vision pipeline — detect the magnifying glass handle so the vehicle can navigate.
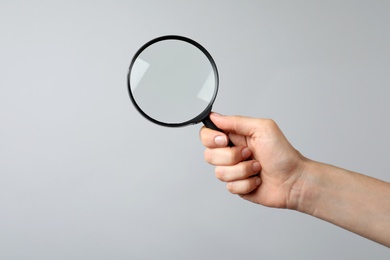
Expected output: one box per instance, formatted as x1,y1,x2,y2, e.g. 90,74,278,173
202,115,234,147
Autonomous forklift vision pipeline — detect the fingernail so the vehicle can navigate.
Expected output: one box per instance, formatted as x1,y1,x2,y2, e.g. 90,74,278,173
214,135,227,146
252,162,261,172
211,112,222,117
256,178,261,186
241,147,251,158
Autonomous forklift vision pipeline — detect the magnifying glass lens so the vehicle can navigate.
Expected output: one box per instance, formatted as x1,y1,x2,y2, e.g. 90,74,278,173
128,36,218,127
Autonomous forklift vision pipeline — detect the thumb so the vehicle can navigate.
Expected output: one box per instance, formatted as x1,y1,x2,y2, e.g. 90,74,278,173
209,113,265,137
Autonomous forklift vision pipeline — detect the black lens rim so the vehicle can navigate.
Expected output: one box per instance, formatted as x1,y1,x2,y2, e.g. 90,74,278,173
127,35,219,127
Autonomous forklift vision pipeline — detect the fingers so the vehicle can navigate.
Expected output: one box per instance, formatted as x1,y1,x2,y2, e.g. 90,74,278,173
204,146,252,166
200,114,271,196
215,160,261,182
227,132,248,147
200,126,229,148
216,160,262,195
227,176,261,195
199,126,248,148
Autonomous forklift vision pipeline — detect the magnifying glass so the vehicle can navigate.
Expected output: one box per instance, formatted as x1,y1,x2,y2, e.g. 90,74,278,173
127,35,229,139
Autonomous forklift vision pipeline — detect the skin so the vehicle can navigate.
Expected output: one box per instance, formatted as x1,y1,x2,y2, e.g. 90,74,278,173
200,113,390,247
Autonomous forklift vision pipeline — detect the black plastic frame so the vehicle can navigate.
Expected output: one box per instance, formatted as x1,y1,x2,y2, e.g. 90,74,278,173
127,35,219,128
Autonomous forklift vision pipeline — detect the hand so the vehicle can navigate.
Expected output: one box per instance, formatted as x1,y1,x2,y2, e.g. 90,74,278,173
200,113,307,209
201,113,390,246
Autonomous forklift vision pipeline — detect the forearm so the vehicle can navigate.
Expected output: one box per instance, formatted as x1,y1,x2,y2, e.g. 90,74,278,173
297,160,390,247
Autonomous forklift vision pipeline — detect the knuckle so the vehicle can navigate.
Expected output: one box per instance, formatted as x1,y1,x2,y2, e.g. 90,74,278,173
199,127,214,147
203,149,213,164
199,126,206,141
239,163,250,179
228,147,241,164
215,167,226,181
263,118,278,132
228,151,237,164
226,179,254,195
226,182,236,194
243,181,252,193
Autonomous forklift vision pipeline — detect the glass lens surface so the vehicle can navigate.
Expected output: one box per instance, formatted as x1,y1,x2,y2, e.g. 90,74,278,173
129,39,217,125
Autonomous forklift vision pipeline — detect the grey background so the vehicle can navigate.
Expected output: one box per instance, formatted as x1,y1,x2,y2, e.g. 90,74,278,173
0,1,389,259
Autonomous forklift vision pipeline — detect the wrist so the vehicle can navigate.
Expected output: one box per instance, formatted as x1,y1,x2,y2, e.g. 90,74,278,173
287,158,321,214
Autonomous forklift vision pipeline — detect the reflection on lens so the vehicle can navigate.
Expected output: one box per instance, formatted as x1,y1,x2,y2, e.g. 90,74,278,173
197,71,215,103
130,58,150,91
